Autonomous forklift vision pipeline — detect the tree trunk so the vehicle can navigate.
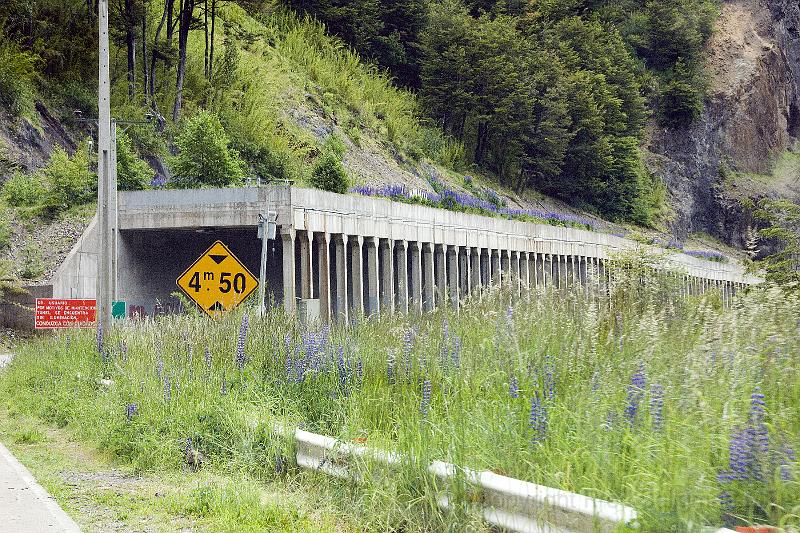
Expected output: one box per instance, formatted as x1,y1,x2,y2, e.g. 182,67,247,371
166,0,174,44
203,0,209,79
172,0,193,122
142,1,149,104
149,0,169,103
208,0,216,83
125,0,136,97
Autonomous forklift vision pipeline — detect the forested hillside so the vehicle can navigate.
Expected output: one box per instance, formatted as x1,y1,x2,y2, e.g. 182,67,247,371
0,0,797,279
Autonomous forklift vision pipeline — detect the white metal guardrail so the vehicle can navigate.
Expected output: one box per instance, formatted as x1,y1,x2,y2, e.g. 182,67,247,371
288,426,638,533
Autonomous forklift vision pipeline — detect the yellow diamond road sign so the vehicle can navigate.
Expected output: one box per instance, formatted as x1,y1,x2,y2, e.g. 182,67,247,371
177,241,258,316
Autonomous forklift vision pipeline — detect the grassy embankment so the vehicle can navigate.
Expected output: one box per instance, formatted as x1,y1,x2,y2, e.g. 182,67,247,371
1,253,798,531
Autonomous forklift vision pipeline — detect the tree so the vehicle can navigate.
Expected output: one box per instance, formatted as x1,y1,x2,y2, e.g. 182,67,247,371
755,199,800,286
659,58,703,129
418,1,478,137
170,110,246,188
173,0,198,121
116,132,154,190
285,0,427,87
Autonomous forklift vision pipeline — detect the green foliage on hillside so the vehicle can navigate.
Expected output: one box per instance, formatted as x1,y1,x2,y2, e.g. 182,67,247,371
117,132,155,191
2,144,96,217
0,35,39,118
755,198,800,286
0,0,720,225
170,111,245,188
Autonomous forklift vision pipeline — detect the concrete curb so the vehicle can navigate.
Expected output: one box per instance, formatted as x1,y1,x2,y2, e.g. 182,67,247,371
0,442,82,533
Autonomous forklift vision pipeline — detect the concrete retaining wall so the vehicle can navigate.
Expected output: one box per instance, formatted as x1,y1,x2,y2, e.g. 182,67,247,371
0,285,53,331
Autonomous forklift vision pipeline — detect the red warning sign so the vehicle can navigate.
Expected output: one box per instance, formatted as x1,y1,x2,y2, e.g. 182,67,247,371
35,299,96,329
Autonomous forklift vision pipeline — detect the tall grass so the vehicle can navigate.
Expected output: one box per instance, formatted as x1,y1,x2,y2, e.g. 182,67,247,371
2,258,799,531
125,4,463,186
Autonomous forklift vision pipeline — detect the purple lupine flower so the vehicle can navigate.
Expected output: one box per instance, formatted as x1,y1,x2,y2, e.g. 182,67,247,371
420,379,432,417
235,314,249,371
204,346,212,369
356,356,363,383
97,321,104,358
402,327,416,378
285,350,294,383
544,355,556,401
439,320,450,370
650,383,664,432
719,388,772,483
719,491,734,527
624,365,646,427
125,402,138,422
590,371,600,392
451,337,461,369
220,373,228,396
156,359,164,382
163,375,171,402
120,342,128,363
387,351,396,384
337,346,349,396
509,375,519,398
778,445,796,481
749,389,769,458
529,393,547,443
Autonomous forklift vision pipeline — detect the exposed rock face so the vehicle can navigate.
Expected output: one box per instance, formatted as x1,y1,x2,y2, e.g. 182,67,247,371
648,0,800,248
0,102,76,180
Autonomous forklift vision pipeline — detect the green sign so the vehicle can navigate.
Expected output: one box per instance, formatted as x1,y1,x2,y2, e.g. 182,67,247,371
112,301,127,319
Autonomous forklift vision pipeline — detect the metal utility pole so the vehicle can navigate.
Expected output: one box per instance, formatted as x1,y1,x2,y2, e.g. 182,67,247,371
97,0,113,328
257,210,277,317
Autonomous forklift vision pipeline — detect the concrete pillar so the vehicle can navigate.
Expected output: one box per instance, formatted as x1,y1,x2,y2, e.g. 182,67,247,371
334,234,348,323
460,246,470,298
435,244,447,306
447,245,459,308
316,233,331,322
396,240,408,313
422,242,435,311
299,231,312,299
470,248,481,294
551,254,559,288
380,239,394,315
565,254,572,288
410,241,423,313
501,250,511,288
520,252,529,294
365,237,379,315
351,236,364,317
281,229,296,315
491,249,500,286
511,251,520,298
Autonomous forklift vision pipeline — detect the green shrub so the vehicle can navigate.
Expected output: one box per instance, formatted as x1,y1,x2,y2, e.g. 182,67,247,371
171,110,246,188
658,59,704,129
0,213,11,250
39,145,96,214
0,38,39,117
116,132,153,191
2,171,45,207
19,242,44,280
310,152,349,194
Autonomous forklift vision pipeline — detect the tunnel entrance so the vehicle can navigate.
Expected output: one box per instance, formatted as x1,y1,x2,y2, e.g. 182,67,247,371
118,227,283,317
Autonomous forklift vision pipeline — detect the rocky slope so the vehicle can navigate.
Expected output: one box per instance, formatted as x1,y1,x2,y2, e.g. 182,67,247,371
648,0,800,249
